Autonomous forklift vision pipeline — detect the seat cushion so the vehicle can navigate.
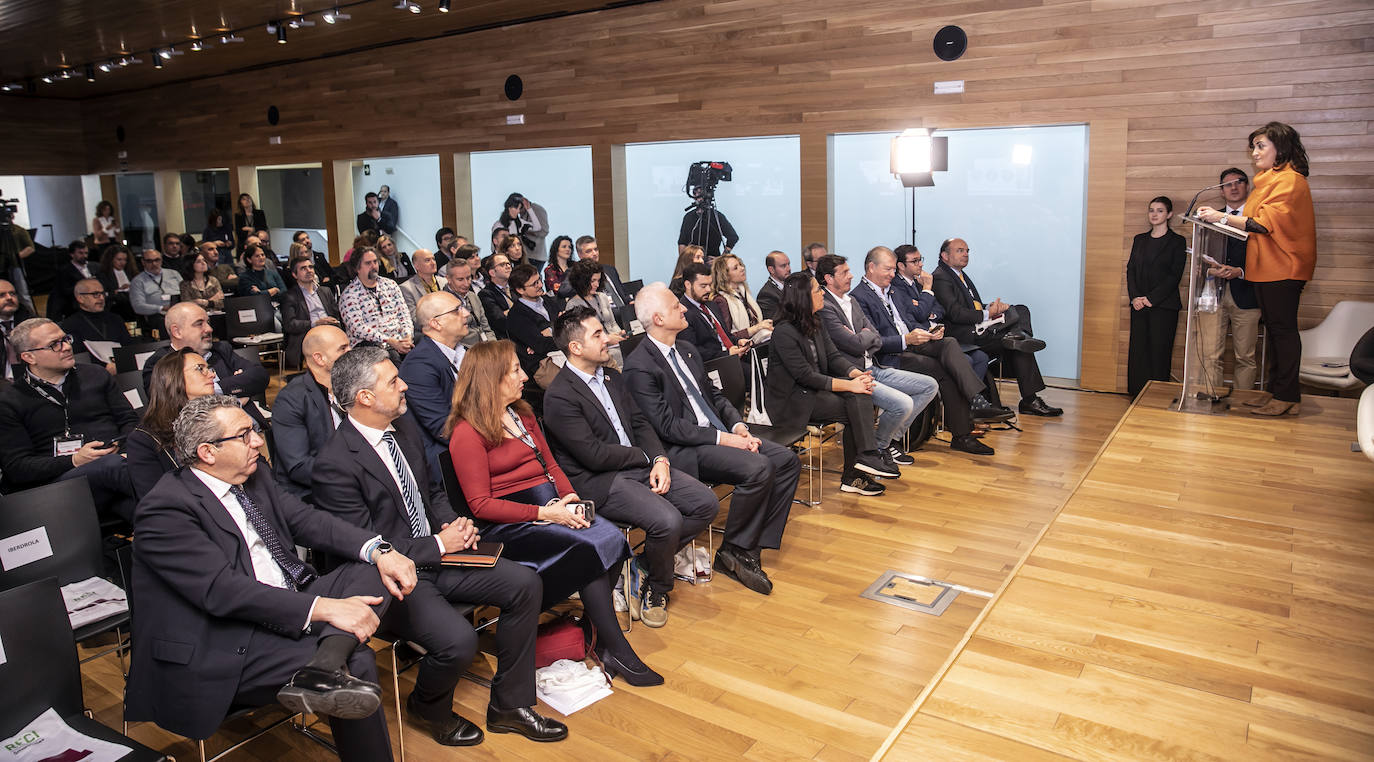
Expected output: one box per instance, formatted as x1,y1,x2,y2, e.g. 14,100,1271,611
1301,358,1351,378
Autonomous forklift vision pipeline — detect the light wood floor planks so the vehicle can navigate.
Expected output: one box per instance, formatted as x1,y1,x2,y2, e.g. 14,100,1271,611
878,383,1374,761
77,383,1139,760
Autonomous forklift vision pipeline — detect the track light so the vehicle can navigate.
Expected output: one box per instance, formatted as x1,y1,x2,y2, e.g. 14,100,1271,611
85,64,95,82
189,40,205,51
117,57,130,67
288,17,315,28
40,74,53,84
276,23,288,43
97,61,113,73
220,33,244,43
394,0,420,12
322,7,351,23
439,0,451,11
153,53,163,69
411,2,422,12
2,82,22,92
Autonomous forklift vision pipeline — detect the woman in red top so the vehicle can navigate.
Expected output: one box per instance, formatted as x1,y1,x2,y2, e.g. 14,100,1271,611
446,341,661,686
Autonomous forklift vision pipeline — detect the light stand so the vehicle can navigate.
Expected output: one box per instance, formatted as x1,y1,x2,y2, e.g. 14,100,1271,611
890,128,948,245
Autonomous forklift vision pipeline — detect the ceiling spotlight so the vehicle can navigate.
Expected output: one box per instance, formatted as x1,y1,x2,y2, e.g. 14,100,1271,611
41,74,53,84
3,82,21,92
153,53,163,69
58,69,72,80
322,7,351,23
85,64,95,82
116,57,129,67
277,23,288,43
97,61,114,73
394,0,420,12
410,2,422,12
439,0,451,11
288,18,315,28
220,33,244,43
125,56,143,65
190,40,205,51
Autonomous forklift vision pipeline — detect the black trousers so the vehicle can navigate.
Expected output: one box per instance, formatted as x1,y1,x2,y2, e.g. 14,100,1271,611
906,337,985,401
897,350,972,436
599,465,718,593
381,558,542,720
669,438,800,551
1126,306,1179,397
808,389,877,476
234,562,393,762
974,304,1047,400
1254,279,1305,402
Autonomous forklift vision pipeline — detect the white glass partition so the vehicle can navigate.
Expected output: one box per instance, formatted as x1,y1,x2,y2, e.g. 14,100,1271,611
352,155,441,256
624,136,800,286
830,126,1088,381
470,146,594,257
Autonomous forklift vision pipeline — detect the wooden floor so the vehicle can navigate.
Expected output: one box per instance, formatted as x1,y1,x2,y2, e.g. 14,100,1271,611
878,383,1374,761
77,382,1143,760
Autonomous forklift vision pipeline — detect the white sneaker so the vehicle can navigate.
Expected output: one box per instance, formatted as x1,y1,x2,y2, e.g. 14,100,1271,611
612,584,628,612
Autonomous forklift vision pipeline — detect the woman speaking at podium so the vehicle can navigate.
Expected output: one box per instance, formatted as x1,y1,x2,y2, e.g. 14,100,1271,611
1197,121,1314,417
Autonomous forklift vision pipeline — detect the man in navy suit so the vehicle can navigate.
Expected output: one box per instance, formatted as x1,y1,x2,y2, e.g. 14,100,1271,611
399,291,469,477
272,325,351,500
893,243,991,384
755,250,790,320
623,283,800,598
127,394,418,761
678,262,749,362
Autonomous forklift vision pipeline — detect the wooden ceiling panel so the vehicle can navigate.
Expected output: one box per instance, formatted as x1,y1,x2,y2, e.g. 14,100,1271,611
0,0,636,98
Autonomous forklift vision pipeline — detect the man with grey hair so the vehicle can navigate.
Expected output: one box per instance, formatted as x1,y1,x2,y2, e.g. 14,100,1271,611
443,257,495,347
129,248,182,324
127,394,417,761
398,248,442,334
315,348,562,745
0,277,36,381
140,301,268,399
0,318,137,515
399,291,469,475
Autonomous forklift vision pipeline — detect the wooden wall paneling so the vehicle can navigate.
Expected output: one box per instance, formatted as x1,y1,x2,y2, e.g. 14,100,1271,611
799,128,827,254
451,152,473,243
437,151,457,239
324,160,351,267
591,142,617,270
153,170,183,246
1081,120,1129,392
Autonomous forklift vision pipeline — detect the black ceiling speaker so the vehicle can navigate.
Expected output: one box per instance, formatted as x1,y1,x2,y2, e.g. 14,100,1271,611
933,25,967,61
115,125,125,143
504,74,523,101
267,105,280,125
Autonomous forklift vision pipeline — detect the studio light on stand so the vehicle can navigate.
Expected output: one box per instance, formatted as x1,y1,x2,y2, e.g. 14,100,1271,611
890,127,949,245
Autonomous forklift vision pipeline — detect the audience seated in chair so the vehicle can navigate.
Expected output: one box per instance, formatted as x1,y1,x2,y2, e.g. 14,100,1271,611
62,277,132,374
443,257,496,347
339,246,414,361
129,248,182,337
679,261,749,362
478,253,515,340
312,346,565,746
505,264,559,380
273,325,351,501
891,243,991,382
399,248,444,336
444,340,661,684
281,254,343,370
141,302,269,401
623,284,801,597
126,395,416,762
48,240,94,320
0,318,137,519
399,291,469,478
755,250,790,321
0,278,34,382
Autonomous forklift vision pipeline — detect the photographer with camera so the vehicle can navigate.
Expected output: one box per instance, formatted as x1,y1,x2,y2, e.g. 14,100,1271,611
677,161,739,262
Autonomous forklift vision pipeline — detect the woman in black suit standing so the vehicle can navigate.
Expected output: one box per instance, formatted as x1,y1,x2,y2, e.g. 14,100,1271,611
1125,195,1187,397
233,193,269,256
766,272,896,497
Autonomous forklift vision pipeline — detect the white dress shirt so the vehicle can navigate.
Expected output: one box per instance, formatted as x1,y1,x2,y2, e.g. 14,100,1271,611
648,334,726,442
827,287,872,369
348,416,446,554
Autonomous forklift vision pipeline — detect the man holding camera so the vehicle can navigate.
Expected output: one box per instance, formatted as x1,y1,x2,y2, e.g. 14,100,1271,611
677,165,739,261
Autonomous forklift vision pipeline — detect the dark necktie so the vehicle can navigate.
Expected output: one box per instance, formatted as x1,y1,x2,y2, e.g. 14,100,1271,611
229,485,316,590
700,304,734,349
668,348,727,432
381,432,430,538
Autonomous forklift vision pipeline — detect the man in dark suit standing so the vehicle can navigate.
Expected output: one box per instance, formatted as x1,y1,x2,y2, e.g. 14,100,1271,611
678,262,749,362
399,291,468,477
127,394,418,762
624,284,799,594
357,192,384,235
932,238,1062,417
542,307,719,627
142,302,269,400
377,185,400,235
755,250,789,320
272,325,350,500
312,346,564,745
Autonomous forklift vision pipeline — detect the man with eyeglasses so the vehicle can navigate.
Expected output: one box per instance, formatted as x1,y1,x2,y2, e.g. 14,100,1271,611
281,255,341,369
0,318,137,518
1197,167,1261,396
0,278,35,382
443,258,495,348
399,291,469,475
62,278,132,374
478,253,514,340
129,248,183,336
893,243,993,386
127,394,417,762
141,302,269,401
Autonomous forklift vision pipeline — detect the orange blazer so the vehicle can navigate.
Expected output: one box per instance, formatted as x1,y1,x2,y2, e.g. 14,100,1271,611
1244,165,1316,282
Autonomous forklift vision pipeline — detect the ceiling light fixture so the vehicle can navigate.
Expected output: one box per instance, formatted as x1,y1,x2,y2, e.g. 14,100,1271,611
153,52,163,69
439,0,451,11
190,40,205,51
322,7,351,23
40,74,53,84
410,2,422,13
220,33,244,43
288,18,315,28
97,61,114,73
85,64,95,82
277,23,288,43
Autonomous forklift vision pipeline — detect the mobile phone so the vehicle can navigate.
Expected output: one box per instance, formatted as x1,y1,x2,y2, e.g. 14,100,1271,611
106,435,128,449
928,322,943,332
570,500,596,521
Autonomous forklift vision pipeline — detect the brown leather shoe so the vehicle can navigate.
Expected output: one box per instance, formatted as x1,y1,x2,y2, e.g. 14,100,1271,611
1251,399,1300,417
1242,391,1274,408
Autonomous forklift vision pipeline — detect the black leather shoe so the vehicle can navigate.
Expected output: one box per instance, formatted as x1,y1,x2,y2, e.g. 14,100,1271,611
1018,396,1063,417
855,452,900,478
713,545,773,595
950,435,995,456
277,667,381,720
970,394,1014,422
487,706,568,742
406,694,484,746
1001,331,1047,352
596,648,665,687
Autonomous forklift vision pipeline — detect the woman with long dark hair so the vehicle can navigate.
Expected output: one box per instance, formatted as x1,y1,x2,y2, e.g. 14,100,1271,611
767,272,896,496
445,341,661,686
1198,121,1316,417
126,348,216,498
97,244,137,321
234,193,269,254
179,248,224,310
1125,195,1186,397
202,208,235,266
542,235,575,295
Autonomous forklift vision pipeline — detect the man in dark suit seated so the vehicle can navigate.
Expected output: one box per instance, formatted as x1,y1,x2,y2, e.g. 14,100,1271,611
0,318,138,517
280,254,342,370
891,244,992,384
62,278,133,373
48,240,95,320
399,291,469,477
505,264,559,380
755,250,790,320
272,325,351,500
542,307,719,626
312,346,563,745
478,253,514,340
678,262,749,362
850,248,1002,456
444,258,496,347
0,278,34,382
623,284,800,595
126,394,419,762
932,238,1062,417
142,301,269,400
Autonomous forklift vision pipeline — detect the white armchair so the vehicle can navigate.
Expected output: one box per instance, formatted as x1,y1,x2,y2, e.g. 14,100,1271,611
1298,301,1374,392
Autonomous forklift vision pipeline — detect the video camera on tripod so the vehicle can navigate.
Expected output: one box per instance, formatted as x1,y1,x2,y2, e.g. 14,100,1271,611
683,161,732,211
0,192,18,231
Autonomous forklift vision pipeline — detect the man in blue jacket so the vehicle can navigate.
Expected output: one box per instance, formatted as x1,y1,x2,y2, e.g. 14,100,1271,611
398,291,468,479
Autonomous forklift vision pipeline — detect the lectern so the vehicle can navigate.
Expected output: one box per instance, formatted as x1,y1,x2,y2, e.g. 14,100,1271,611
1175,215,1249,414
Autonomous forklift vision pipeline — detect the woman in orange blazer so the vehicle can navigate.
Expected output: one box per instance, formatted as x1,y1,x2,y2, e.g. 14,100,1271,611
1198,121,1315,417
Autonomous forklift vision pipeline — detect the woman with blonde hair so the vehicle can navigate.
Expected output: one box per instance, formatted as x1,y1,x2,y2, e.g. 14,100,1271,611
709,253,772,343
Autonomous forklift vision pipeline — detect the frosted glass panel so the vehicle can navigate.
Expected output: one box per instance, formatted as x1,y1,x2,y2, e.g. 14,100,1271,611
352,155,441,256
470,146,594,256
831,126,1088,380
624,136,799,286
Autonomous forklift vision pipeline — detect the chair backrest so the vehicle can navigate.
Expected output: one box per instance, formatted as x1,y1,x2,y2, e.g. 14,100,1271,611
619,331,647,360
234,346,262,366
437,451,477,521
1359,385,1374,464
0,578,84,736
115,370,148,411
1301,300,1374,358
0,477,105,591
225,294,276,337
704,353,747,412
70,351,92,366
622,279,644,299
114,340,171,373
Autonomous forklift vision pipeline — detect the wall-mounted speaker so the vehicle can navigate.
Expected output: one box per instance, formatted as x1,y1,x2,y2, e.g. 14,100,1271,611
504,74,523,101
933,25,967,62
115,125,125,143
267,105,280,126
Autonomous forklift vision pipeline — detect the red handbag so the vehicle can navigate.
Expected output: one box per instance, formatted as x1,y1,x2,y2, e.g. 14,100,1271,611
534,615,591,668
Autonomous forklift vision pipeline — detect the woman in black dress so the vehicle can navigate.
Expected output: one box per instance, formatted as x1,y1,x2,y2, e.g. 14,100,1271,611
1125,195,1186,397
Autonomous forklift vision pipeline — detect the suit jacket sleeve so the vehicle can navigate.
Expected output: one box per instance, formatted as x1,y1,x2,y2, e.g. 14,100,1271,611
621,379,667,460
507,307,556,359
398,350,451,446
756,284,779,320
771,325,835,392
852,290,907,356
917,289,943,323
817,326,857,378
310,443,441,565
216,341,269,398
280,290,311,338
933,270,985,327
623,362,716,447
1146,234,1187,308
478,288,509,339
819,301,869,361
542,377,652,472
271,382,321,490
124,429,167,501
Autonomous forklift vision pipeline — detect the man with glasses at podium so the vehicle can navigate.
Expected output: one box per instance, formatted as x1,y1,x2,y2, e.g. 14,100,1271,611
1196,168,1260,397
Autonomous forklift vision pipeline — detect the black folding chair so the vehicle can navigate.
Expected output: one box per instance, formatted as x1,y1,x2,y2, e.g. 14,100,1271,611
0,579,167,761
704,352,815,505
115,370,148,411
225,294,284,375
113,340,171,374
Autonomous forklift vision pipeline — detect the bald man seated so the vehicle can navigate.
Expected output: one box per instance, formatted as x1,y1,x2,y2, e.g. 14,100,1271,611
141,302,269,400
273,325,353,500
398,290,469,477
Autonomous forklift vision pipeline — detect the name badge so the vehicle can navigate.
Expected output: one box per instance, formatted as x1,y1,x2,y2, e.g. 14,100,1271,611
53,435,84,457
162,293,173,302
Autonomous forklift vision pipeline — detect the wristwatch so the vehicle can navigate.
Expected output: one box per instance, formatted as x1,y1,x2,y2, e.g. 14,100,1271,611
373,540,394,558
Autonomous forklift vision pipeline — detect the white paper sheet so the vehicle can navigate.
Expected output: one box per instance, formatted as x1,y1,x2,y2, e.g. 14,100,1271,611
82,340,120,364
61,576,128,630
1,708,131,762
123,389,143,409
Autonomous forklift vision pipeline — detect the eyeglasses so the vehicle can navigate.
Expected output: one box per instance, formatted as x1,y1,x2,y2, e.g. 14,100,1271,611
142,257,162,264
206,422,263,448
75,290,105,297
29,334,74,353
432,305,468,321
495,261,513,269
190,363,216,376
906,256,924,264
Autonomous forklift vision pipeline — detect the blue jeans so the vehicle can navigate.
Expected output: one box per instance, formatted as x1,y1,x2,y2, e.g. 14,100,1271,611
871,365,938,448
